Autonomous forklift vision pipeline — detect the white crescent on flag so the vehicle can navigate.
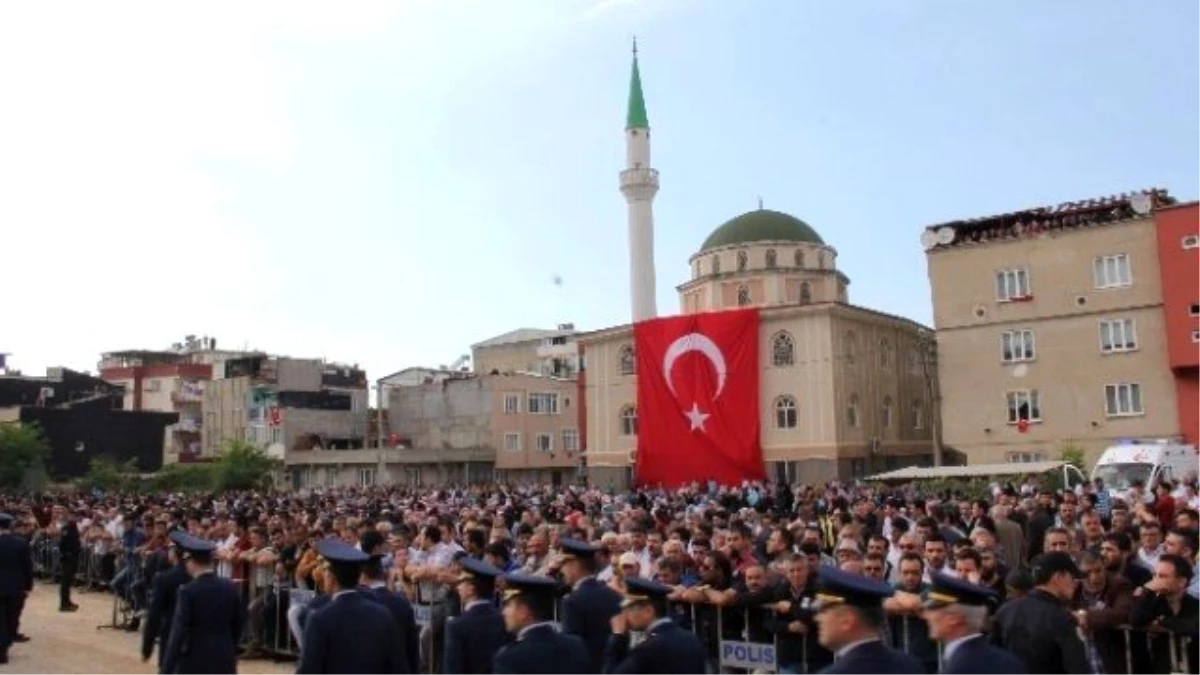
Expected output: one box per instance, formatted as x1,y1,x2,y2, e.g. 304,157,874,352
662,332,728,400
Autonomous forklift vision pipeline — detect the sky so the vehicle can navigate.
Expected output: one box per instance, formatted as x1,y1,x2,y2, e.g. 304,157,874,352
1,0,1197,387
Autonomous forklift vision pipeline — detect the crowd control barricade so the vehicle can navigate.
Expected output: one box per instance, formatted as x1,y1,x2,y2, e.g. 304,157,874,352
265,584,303,658
1118,625,1196,675
717,606,778,674
413,584,440,675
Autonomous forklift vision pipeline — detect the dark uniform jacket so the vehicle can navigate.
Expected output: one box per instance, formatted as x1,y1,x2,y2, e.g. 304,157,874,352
767,581,833,674
561,576,622,673
1131,588,1199,675
493,623,591,675
297,590,407,675
161,572,246,674
0,533,32,597
444,600,511,674
602,618,706,674
989,588,1090,674
143,563,190,666
818,639,924,675
942,635,1027,674
362,584,419,673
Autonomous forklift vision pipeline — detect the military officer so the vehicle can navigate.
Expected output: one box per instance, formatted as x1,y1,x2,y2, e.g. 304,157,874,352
812,566,924,674
922,573,1026,674
160,533,245,675
0,513,32,666
557,538,622,672
493,573,591,674
603,576,706,674
296,538,407,674
142,531,191,669
444,557,511,674
359,531,419,673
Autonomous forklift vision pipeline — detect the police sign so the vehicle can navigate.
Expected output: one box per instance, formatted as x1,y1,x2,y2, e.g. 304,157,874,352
413,603,432,628
719,640,776,671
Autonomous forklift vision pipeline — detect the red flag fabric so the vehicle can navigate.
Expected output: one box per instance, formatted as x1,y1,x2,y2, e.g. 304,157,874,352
634,308,763,487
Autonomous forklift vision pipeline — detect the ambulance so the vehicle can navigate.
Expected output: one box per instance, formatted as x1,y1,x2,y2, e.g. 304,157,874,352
1090,440,1198,500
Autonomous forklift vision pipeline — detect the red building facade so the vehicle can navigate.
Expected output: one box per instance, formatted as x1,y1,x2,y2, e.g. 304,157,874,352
1154,202,1199,446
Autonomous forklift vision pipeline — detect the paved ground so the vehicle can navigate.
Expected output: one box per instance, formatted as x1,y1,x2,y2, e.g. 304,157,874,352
7,582,293,674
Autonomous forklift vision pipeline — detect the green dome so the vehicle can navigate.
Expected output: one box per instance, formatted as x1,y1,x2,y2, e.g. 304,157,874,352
700,209,824,251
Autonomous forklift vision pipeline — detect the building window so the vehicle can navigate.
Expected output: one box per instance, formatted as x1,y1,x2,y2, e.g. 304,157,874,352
1104,383,1144,417
535,433,553,453
619,405,638,436
694,260,701,278
1093,254,1132,289
912,402,924,430
1007,451,1045,463
736,285,751,306
618,344,636,375
737,250,748,271
1190,303,1200,317
800,282,812,305
1183,235,1199,250
270,426,282,444
712,255,720,274
846,394,860,428
561,429,579,452
771,331,795,366
881,396,893,428
1005,389,1042,424
995,268,1031,301
793,249,804,267
504,433,521,452
775,395,797,429
879,338,891,367
1001,329,1036,362
765,249,777,268
504,393,520,414
358,468,376,487
844,331,857,365
1099,319,1138,353
1193,330,1200,344
527,393,559,415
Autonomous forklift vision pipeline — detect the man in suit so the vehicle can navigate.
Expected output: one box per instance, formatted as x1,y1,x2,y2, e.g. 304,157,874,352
0,513,33,665
296,538,406,674
922,572,1026,674
557,538,622,672
160,533,246,675
603,576,706,674
444,557,510,674
811,566,924,674
142,533,191,669
493,573,590,674
359,531,419,673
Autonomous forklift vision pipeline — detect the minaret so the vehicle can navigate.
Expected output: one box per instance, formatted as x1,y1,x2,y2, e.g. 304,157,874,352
621,38,659,323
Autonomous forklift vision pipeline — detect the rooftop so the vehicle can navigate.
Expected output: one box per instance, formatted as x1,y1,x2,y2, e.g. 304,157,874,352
471,326,578,349
699,208,825,252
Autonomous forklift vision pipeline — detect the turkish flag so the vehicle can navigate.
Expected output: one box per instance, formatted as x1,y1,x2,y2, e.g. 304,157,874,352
634,308,763,487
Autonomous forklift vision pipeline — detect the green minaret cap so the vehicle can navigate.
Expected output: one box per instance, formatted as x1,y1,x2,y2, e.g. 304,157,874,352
626,38,649,130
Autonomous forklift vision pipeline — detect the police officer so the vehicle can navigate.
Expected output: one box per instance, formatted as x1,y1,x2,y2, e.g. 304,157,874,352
921,572,1026,674
296,538,407,674
0,513,32,666
811,566,924,674
603,576,706,674
444,557,511,674
160,533,245,675
359,531,419,673
557,538,622,672
142,531,191,669
493,573,591,674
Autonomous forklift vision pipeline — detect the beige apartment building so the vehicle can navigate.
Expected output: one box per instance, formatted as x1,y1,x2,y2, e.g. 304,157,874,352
923,189,1183,466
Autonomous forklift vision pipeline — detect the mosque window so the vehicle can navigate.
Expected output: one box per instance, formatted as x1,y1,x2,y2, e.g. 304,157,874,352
844,331,857,365
771,331,795,367
847,394,860,428
619,405,638,436
765,249,777,269
774,396,798,429
793,249,804,268
694,260,701,278
737,250,748,271
800,282,812,305
712,255,721,274
736,285,751,307
879,338,891,368
618,344,636,375
882,396,893,428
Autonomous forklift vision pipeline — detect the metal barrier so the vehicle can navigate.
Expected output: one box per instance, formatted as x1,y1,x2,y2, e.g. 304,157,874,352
717,607,777,673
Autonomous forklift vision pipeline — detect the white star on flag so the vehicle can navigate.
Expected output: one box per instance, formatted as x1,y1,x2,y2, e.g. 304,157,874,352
684,402,710,432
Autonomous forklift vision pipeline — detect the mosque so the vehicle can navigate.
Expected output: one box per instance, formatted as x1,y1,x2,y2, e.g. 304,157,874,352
579,45,938,487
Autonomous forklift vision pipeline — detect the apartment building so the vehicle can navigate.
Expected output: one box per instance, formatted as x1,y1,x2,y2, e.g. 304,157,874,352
472,324,580,379
924,189,1185,466
1153,201,1199,446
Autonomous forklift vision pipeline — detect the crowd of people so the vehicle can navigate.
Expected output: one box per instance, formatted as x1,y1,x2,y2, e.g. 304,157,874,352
0,472,1197,674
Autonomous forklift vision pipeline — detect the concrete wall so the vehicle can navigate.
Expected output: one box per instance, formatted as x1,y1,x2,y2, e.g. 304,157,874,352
388,377,494,453
277,358,321,392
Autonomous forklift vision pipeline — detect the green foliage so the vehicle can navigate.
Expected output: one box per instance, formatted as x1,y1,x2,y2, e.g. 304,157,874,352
78,456,140,493
909,478,994,502
0,422,50,489
210,440,281,491
1059,444,1086,471
149,462,217,493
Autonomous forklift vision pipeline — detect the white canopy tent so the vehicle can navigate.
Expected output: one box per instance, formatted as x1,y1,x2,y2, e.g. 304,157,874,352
865,461,1087,486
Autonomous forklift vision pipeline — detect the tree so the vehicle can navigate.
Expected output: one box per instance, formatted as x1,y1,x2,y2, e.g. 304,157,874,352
78,457,140,493
1059,444,1086,472
0,422,50,489
211,440,281,491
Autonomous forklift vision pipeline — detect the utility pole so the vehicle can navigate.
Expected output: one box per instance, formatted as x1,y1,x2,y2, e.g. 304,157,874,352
918,330,944,466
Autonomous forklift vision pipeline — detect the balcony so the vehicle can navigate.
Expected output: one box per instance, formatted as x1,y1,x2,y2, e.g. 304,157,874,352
536,343,579,359
173,417,202,434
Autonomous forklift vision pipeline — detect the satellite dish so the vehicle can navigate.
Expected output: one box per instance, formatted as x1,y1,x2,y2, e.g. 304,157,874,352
920,230,938,251
936,227,957,245
1129,192,1152,215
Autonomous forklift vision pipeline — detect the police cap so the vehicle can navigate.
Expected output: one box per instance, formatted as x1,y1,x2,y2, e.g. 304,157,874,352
813,565,895,611
168,531,218,558
316,537,370,565
558,538,600,561
923,571,996,609
0,513,13,528
621,576,673,609
457,556,504,583
499,573,560,603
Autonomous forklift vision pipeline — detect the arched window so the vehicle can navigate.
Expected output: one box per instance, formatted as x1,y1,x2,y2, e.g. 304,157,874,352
775,395,798,429
817,250,827,270
847,394,860,428
737,250,748,271
879,338,891,368
765,249,777,269
844,331,857,365
618,344,636,375
736,285,751,306
912,401,924,430
793,249,804,267
619,405,638,436
800,282,812,305
693,260,701,278
881,396,893,428
771,331,795,367
712,255,721,274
